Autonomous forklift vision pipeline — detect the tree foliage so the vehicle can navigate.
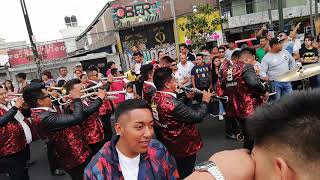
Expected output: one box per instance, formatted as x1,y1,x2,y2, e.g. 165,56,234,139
179,4,226,52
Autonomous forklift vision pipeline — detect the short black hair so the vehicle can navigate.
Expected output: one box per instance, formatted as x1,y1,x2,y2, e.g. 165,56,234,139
133,52,143,57
269,37,281,48
140,63,154,81
304,35,314,41
179,43,188,49
228,39,236,43
231,50,241,60
110,68,118,76
126,82,134,89
260,35,268,41
107,61,115,70
115,99,151,122
161,56,175,64
16,73,26,80
30,79,43,84
153,67,173,91
59,67,67,71
57,80,66,87
158,51,164,56
23,83,46,108
86,65,99,73
196,54,204,58
240,47,256,56
278,30,289,36
65,78,81,94
247,90,320,162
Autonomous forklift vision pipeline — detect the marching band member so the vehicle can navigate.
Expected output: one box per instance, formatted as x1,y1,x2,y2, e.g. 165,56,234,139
0,86,33,180
86,65,114,142
151,67,211,178
141,63,156,105
23,83,93,180
216,48,266,150
64,79,106,154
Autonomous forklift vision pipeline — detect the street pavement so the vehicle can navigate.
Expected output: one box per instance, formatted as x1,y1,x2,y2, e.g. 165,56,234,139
2,115,241,180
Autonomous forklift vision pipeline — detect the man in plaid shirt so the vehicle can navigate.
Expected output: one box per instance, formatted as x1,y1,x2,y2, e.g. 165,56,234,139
84,99,179,180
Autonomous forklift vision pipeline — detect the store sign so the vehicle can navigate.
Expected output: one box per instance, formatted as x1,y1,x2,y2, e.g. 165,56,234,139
112,0,162,28
7,42,67,66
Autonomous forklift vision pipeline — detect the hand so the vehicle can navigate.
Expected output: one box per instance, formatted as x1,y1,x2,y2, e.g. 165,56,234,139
261,76,270,82
108,74,113,83
97,89,107,100
261,92,269,103
50,90,59,99
186,91,195,99
14,97,25,109
210,149,255,180
296,22,301,28
262,24,267,30
69,88,82,99
202,90,211,103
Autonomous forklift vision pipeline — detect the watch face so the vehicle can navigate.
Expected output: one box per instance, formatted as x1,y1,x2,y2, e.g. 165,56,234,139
195,161,214,171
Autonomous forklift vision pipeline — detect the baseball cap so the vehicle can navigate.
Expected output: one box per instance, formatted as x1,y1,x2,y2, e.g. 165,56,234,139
75,63,82,67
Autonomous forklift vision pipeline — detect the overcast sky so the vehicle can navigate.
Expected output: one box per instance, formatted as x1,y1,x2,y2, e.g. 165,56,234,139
0,0,111,43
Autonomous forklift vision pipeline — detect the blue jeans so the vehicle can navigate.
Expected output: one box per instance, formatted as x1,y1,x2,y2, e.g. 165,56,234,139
218,100,225,114
271,81,292,100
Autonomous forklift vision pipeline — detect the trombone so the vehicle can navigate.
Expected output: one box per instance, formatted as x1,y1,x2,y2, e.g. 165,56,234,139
52,92,119,106
179,86,229,103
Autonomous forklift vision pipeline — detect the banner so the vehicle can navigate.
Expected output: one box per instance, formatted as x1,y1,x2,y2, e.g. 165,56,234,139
7,42,67,66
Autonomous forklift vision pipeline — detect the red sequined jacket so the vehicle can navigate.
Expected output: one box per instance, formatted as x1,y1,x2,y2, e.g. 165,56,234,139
216,60,266,119
30,99,91,170
151,91,208,157
0,107,29,157
64,98,104,145
143,81,156,105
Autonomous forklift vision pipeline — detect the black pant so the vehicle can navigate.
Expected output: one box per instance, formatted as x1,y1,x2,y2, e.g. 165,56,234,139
225,116,239,135
174,154,197,179
237,119,254,151
0,147,29,180
100,114,113,142
46,141,60,174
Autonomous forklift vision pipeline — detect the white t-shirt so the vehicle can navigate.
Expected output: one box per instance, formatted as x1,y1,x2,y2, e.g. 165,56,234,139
134,63,142,75
125,92,135,100
116,147,140,180
225,48,240,60
173,71,184,84
177,61,194,86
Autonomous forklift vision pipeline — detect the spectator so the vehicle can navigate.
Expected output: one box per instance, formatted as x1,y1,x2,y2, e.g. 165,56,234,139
177,53,194,88
3,80,17,93
125,82,136,100
278,31,300,60
132,52,144,75
74,70,83,79
180,44,195,62
156,51,165,64
242,48,262,76
256,35,269,62
211,56,221,88
260,38,295,100
299,36,319,88
41,70,56,87
80,74,88,88
225,39,240,60
106,61,116,77
56,67,73,83
109,68,125,108
75,63,85,74
171,61,183,86
191,54,211,91
16,73,28,93
218,46,227,63
84,100,179,179
289,22,302,50
209,46,219,60
140,63,156,105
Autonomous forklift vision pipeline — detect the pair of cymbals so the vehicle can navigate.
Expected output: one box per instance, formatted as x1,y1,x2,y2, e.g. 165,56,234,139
276,63,320,82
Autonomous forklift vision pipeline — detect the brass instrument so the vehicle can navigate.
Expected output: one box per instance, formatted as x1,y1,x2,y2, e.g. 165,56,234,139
179,86,229,103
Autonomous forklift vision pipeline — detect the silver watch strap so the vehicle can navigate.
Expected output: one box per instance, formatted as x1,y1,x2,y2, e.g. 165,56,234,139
207,165,225,180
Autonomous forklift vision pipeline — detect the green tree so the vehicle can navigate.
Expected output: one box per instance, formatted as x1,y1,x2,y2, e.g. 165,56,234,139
179,4,225,52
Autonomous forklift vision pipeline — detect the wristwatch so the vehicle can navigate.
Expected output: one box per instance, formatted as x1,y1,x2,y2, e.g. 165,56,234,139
194,161,225,180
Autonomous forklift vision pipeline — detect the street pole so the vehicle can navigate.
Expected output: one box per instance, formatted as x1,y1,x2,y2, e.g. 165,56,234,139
169,0,180,61
315,0,319,20
20,0,42,78
310,0,315,36
268,0,273,30
278,0,284,31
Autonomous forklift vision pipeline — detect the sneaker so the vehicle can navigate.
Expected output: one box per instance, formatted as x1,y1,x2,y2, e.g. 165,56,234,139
51,169,65,176
218,114,224,121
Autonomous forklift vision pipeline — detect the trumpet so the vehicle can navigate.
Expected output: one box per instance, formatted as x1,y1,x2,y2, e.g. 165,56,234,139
179,86,229,103
5,94,23,102
86,80,126,95
52,92,119,105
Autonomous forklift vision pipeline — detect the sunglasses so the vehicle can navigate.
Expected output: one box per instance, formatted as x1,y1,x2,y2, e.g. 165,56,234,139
171,64,177,66
219,51,225,53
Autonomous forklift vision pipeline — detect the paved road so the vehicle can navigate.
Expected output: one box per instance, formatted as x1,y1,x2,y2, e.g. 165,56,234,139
2,115,241,180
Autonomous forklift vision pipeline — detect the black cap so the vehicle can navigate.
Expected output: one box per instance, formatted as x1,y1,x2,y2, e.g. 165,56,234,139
269,37,282,47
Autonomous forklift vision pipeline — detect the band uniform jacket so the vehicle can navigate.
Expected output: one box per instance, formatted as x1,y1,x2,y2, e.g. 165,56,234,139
64,98,104,145
30,99,91,170
151,91,208,157
0,106,32,157
142,81,156,105
216,60,266,119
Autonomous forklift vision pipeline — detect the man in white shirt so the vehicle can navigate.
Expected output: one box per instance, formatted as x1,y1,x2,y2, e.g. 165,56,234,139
225,40,240,60
132,52,144,75
177,54,194,87
56,67,73,83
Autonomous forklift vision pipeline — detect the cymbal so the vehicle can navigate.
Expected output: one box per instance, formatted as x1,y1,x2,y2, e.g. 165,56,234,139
276,63,320,82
